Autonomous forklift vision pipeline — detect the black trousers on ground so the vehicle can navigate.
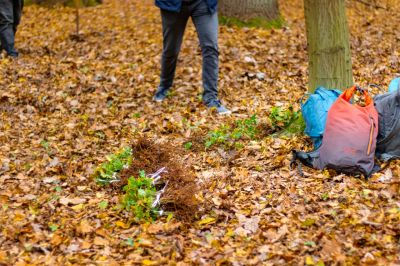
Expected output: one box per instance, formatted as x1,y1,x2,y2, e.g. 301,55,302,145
0,0,23,57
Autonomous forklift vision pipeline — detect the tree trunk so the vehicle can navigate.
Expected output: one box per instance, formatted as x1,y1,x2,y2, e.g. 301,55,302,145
304,0,353,92
219,0,280,21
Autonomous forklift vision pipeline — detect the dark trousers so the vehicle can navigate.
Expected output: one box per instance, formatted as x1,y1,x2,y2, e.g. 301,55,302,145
0,0,23,57
158,0,219,104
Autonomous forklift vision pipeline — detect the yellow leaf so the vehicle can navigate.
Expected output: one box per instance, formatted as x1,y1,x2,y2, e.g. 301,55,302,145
388,208,399,214
198,217,216,226
306,255,314,265
383,235,393,243
71,203,84,211
98,256,108,261
115,221,129,229
142,259,159,266
225,228,235,237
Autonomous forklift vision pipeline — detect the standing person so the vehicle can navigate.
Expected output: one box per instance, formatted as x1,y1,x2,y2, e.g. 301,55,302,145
0,0,23,58
154,0,231,115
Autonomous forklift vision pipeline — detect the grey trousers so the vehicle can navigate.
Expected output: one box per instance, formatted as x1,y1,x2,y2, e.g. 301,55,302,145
0,0,23,57
158,0,219,105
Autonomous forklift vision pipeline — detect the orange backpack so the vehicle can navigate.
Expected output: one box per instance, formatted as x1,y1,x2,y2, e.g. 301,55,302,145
313,86,378,176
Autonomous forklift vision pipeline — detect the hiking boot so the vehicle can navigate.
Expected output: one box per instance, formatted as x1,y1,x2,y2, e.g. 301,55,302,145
153,87,169,102
206,99,231,115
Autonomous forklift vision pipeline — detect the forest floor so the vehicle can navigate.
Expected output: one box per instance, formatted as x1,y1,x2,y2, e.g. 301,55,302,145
0,0,399,265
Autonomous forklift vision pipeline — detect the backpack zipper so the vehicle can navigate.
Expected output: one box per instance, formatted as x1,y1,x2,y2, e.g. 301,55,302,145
367,116,374,155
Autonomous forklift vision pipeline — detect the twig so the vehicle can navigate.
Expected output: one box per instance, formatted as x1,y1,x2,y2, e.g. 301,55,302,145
353,0,386,10
361,220,382,227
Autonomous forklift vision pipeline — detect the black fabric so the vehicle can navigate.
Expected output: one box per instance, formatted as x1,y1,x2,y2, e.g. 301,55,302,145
291,149,319,168
374,84,400,161
0,0,23,57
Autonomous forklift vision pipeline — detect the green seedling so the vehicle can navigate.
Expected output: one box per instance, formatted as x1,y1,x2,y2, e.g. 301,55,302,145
184,142,193,150
49,224,58,232
205,125,231,148
231,114,258,140
269,106,305,135
304,241,316,247
93,147,133,185
205,115,259,149
121,171,158,222
126,238,134,247
98,200,108,209
40,140,51,153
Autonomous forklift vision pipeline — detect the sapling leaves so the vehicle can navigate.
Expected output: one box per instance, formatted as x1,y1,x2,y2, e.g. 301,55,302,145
121,173,158,222
93,147,133,185
205,115,259,149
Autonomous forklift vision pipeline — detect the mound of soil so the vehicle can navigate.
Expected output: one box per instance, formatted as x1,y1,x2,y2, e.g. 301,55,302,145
119,138,199,220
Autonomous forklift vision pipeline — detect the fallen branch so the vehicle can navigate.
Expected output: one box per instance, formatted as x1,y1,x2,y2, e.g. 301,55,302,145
353,0,387,10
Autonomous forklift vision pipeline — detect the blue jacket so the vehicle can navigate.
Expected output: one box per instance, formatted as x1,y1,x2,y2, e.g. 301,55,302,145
155,0,218,14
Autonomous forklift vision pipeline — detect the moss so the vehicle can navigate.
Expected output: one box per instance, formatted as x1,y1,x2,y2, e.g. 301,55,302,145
219,15,285,29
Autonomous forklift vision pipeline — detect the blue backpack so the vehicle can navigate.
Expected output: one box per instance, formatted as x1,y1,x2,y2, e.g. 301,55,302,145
388,77,400,93
301,87,342,149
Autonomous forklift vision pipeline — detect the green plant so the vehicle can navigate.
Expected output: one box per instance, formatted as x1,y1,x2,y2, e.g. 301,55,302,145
205,115,259,149
126,238,134,247
49,224,58,232
284,114,305,135
184,142,193,150
231,114,258,140
321,193,329,201
269,106,298,129
121,171,158,221
205,125,231,149
93,147,133,185
40,139,51,152
269,106,305,135
98,200,108,209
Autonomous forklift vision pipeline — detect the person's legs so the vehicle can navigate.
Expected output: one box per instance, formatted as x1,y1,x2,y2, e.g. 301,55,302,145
0,0,17,57
155,8,189,100
13,0,24,34
190,0,219,105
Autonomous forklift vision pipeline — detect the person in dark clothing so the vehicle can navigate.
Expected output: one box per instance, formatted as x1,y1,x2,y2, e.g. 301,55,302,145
0,0,23,58
154,0,231,115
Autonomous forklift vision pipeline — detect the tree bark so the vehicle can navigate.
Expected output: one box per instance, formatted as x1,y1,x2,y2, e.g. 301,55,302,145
219,0,280,21
304,0,353,91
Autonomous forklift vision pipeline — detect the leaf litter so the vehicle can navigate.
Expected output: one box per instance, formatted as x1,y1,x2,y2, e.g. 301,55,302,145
0,0,399,265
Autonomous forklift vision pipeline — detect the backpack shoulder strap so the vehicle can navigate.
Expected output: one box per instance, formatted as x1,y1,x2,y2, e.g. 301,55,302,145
397,82,400,103
290,149,320,177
